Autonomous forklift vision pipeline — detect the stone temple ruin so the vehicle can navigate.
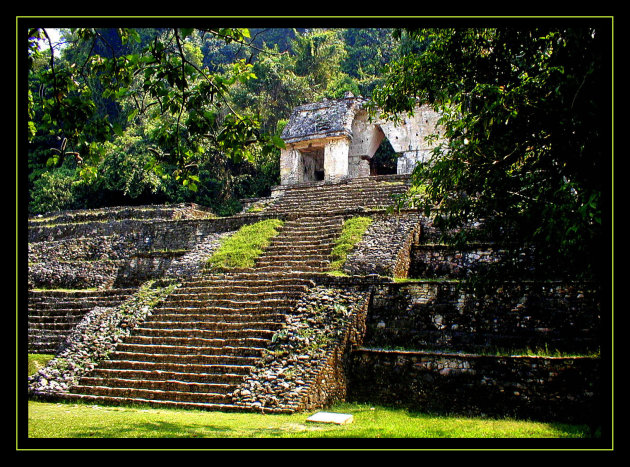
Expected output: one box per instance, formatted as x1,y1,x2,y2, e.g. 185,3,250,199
25,96,603,428
280,93,442,185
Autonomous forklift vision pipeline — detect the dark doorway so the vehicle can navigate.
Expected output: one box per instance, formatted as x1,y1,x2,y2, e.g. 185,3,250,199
370,137,398,176
300,147,325,182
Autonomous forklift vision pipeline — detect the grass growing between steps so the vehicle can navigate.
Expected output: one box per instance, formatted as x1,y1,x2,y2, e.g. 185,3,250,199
25,400,595,440
329,216,372,273
28,354,54,376
206,218,284,271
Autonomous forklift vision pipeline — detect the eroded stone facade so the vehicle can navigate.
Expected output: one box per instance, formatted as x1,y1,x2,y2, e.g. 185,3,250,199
279,94,442,185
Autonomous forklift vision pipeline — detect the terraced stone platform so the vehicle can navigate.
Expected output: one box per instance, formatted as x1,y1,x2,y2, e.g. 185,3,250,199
28,288,137,354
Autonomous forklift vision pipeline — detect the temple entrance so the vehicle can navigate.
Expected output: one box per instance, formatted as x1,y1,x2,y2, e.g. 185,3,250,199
369,137,398,176
300,147,325,182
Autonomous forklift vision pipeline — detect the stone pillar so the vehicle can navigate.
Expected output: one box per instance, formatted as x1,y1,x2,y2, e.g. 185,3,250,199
280,147,303,185
324,138,350,183
397,149,434,174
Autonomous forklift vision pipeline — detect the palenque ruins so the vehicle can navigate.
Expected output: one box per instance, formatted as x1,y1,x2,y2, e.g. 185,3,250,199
26,96,601,426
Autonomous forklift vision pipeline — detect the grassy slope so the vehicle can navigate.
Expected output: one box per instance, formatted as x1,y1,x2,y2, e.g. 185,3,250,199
28,354,54,376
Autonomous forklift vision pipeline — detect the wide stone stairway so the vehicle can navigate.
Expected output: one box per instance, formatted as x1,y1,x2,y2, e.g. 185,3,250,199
29,175,412,411
266,174,410,215
61,215,346,411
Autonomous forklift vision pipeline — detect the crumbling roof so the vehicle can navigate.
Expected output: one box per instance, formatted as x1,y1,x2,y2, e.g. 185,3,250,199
281,94,367,144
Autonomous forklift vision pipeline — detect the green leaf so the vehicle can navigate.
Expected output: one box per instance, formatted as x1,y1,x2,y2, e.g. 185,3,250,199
271,135,286,149
180,28,194,38
112,123,124,137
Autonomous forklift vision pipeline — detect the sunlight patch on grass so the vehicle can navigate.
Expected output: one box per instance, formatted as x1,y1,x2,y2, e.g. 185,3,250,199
28,354,55,376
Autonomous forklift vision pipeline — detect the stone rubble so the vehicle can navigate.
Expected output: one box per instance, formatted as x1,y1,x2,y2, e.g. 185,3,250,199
231,286,370,410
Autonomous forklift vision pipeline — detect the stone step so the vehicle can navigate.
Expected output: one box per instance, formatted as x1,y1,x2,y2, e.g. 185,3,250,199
277,185,408,196
273,192,405,203
28,300,123,310
88,368,246,384
28,288,137,298
124,335,270,348
155,305,293,315
254,259,330,268
278,224,342,233
160,298,297,309
28,315,83,323
28,341,63,353
250,265,329,273
59,392,261,413
97,359,255,375
262,245,334,253
78,376,236,394
28,329,73,338
116,343,265,358
28,321,78,330
139,320,283,332
177,284,309,294
104,350,260,367
130,327,276,340
271,232,339,242
71,384,233,404
166,290,304,301
274,198,402,207
183,276,316,288
27,308,95,317
149,312,286,323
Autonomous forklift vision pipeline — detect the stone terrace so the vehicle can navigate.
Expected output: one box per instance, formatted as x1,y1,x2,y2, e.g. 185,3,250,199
26,176,602,424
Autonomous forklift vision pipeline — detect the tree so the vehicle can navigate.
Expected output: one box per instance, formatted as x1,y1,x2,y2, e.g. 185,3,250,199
291,28,348,98
372,25,610,282
26,26,283,205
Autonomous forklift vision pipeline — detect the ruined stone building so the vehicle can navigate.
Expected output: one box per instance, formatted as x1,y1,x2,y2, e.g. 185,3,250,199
279,93,443,185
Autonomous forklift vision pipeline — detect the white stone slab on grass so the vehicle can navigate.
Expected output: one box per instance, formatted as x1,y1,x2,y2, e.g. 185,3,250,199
306,411,354,425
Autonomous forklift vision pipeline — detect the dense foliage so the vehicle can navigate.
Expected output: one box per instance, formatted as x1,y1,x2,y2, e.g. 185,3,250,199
23,22,609,282
372,26,609,282
25,26,399,215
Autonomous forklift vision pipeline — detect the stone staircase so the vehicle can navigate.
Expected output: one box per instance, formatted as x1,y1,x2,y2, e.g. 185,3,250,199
249,216,344,273
64,273,315,411
266,174,410,215
61,214,345,411
30,176,412,412
28,288,137,354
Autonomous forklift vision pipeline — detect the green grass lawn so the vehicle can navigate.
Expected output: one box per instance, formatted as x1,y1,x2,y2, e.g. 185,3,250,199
25,400,593,440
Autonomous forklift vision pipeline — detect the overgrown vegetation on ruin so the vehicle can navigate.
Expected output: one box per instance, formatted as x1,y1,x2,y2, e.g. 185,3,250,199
25,26,399,216
206,218,284,271
329,216,372,273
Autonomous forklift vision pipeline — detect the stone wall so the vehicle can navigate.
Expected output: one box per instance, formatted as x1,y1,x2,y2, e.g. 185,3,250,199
366,281,601,353
28,213,282,289
231,285,371,412
409,243,501,278
343,211,422,278
347,349,601,425
28,203,214,227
